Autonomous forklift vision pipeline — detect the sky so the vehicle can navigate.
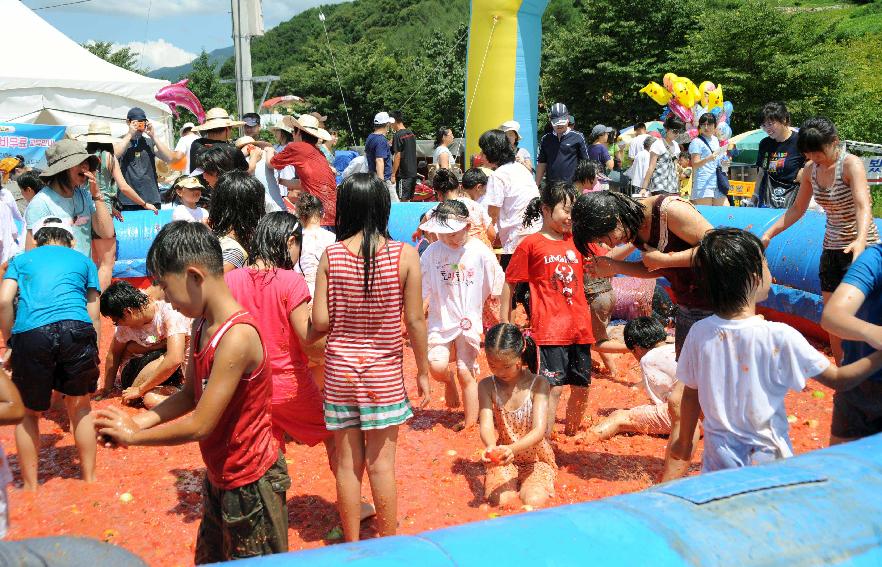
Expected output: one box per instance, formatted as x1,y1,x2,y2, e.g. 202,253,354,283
21,0,350,71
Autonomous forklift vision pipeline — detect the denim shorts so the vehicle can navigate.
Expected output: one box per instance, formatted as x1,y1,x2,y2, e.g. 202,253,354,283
10,320,99,411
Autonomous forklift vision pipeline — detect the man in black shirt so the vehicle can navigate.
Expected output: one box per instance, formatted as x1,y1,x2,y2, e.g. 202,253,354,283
390,111,418,201
535,102,589,184
114,107,184,211
754,102,805,209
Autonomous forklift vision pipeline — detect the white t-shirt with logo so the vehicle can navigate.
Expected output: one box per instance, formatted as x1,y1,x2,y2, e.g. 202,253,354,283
484,162,540,254
420,238,504,350
678,315,830,462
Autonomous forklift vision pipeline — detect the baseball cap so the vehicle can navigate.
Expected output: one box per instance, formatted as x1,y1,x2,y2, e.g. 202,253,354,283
373,112,395,125
179,122,196,135
590,124,615,139
33,216,75,238
127,107,147,121
549,102,569,127
243,113,261,127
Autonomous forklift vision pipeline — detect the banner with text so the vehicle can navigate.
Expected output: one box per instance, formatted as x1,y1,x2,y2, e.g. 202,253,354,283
0,123,67,169
866,157,882,185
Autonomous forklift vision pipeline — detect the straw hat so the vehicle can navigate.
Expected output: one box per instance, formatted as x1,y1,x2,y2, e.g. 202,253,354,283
39,139,99,178
283,114,332,142
192,108,244,131
234,136,256,149
77,121,118,145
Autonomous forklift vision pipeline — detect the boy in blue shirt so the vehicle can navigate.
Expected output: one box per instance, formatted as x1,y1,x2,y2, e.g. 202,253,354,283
822,244,882,445
0,217,101,491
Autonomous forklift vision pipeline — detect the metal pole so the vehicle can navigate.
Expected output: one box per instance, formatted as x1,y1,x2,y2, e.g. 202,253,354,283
231,0,242,117
231,0,255,118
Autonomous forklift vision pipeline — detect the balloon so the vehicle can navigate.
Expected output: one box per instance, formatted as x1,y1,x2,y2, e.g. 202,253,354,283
710,106,723,117
692,104,708,126
683,77,700,108
640,82,672,106
717,123,732,140
649,131,662,139
663,73,678,92
706,83,724,111
723,101,734,125
668,100,694,124
672,77,693,108
154,79,206,124
688,128,699,139
659,107,671,121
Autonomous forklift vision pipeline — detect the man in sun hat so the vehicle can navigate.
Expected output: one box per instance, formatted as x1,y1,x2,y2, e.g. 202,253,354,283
114,107,184,211
365,111,398,203
269,114,338,227
23,139,113,258
189,108,249,176
535,102,589,184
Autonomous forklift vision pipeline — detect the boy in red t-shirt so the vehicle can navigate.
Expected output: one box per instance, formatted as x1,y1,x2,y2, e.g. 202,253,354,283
94,221,289,564
501,181,594,438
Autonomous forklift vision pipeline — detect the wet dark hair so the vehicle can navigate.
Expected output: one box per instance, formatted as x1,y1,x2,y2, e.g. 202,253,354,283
248,211,302,270
571,192,645,256
797,117,839,154
428,199,469,231
434,126,451,148
86,141,115,156
694,228,766,315
33,216,73,247
663,115,686,133
623,316,668,350
198,144,246,176
296,192,324,223
335,173,391,297
100,280,150,320
16,171,43,194
478,129,516,166
485,323,538,374
296,128,319,146
760,101,790,126
698,113,717,128
209,170,265,254
276,129,294,145
390,111,406,125
574,160,599,185
432,168,459,197
461,167,488,189
147,221,224,277
522,181,578,228
634,122,647,132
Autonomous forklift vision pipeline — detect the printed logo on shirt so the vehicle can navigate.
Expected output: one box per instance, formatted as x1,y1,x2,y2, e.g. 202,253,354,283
551,263,576,304
768,151,789,172
543,250,579,265
438,262,477,285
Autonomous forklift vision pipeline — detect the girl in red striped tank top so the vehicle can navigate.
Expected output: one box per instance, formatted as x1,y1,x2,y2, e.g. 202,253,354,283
312,173,430,542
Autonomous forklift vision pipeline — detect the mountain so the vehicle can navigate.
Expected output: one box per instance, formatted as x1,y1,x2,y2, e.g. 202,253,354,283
148,46,234,81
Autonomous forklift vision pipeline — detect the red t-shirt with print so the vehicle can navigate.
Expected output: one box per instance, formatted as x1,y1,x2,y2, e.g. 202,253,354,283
505,233,594,346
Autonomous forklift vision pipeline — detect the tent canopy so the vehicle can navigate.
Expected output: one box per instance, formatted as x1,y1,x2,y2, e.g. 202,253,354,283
0,0,173,143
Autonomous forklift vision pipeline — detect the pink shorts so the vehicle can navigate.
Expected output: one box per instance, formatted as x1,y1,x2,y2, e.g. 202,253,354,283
272,375,331,448
622,403,672,436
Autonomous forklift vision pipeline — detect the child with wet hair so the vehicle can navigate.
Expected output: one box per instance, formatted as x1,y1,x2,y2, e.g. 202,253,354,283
663,228,882,480
503,181,594,438
420,200,504,430
99,280,190,407
479,323,555,508
574,160,602,193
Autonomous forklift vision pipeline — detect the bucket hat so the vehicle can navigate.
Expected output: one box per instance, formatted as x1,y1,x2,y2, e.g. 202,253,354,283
77,121,118,145
39,139,99,178
192,108,245,131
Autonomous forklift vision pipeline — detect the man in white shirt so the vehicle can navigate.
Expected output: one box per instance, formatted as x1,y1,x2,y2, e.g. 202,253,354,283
173,123,200,175
627,122,649,160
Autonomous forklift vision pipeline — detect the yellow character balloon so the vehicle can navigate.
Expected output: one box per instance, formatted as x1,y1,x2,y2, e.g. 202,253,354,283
672,77,693,108
706,83,724,110
640,82,672,106
663,73,678,92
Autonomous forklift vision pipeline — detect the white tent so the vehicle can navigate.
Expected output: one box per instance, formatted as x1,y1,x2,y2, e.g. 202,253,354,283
0,0,173,143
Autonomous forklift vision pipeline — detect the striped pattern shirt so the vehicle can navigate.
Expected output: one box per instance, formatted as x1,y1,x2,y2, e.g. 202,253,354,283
811,146,879,250
324,240,407,408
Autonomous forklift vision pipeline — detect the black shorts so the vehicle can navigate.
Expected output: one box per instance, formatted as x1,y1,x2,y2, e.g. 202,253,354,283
819,249,854,293
831,380,882,439
397,177,418,201
120,349,184,390
9,320,99,411
539,344,591,387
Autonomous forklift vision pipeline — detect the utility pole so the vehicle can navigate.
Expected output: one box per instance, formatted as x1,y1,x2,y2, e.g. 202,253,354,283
231,0,256,117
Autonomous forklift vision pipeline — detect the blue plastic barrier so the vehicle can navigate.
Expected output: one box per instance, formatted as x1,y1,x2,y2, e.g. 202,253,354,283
112,203,437,278
227,434,882,565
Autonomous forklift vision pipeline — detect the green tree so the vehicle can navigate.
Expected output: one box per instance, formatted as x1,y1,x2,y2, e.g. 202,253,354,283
82,40,145,74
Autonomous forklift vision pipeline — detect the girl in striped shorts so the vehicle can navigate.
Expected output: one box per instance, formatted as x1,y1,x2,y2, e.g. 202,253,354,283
312,173,430,542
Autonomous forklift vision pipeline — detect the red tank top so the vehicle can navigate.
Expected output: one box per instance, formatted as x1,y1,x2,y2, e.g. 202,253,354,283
193,310,277,489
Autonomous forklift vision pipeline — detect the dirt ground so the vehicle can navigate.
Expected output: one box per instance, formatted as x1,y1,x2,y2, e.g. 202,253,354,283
2,318,836,566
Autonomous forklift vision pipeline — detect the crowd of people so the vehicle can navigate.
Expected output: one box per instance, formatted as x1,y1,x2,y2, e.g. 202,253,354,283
0,97,880,563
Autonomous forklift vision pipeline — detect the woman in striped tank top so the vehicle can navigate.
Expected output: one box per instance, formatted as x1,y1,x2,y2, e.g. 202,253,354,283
312,173,430,542
763,117,879,362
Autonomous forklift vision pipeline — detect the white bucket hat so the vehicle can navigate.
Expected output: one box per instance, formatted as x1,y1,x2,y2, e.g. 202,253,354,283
77,121,118,145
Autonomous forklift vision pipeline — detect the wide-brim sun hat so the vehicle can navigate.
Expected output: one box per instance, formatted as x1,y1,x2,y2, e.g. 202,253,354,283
192,108,244,131
77,121,118,145
284,114,332,142
234,136,257,149
419,213,469,234
39,139,100,178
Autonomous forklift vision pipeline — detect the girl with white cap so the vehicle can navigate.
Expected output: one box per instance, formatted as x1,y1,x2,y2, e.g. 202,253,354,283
500,120,534,173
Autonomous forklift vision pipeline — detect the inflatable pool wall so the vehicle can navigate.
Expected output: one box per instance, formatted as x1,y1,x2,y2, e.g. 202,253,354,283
114,204,879,339
225,433,882,566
